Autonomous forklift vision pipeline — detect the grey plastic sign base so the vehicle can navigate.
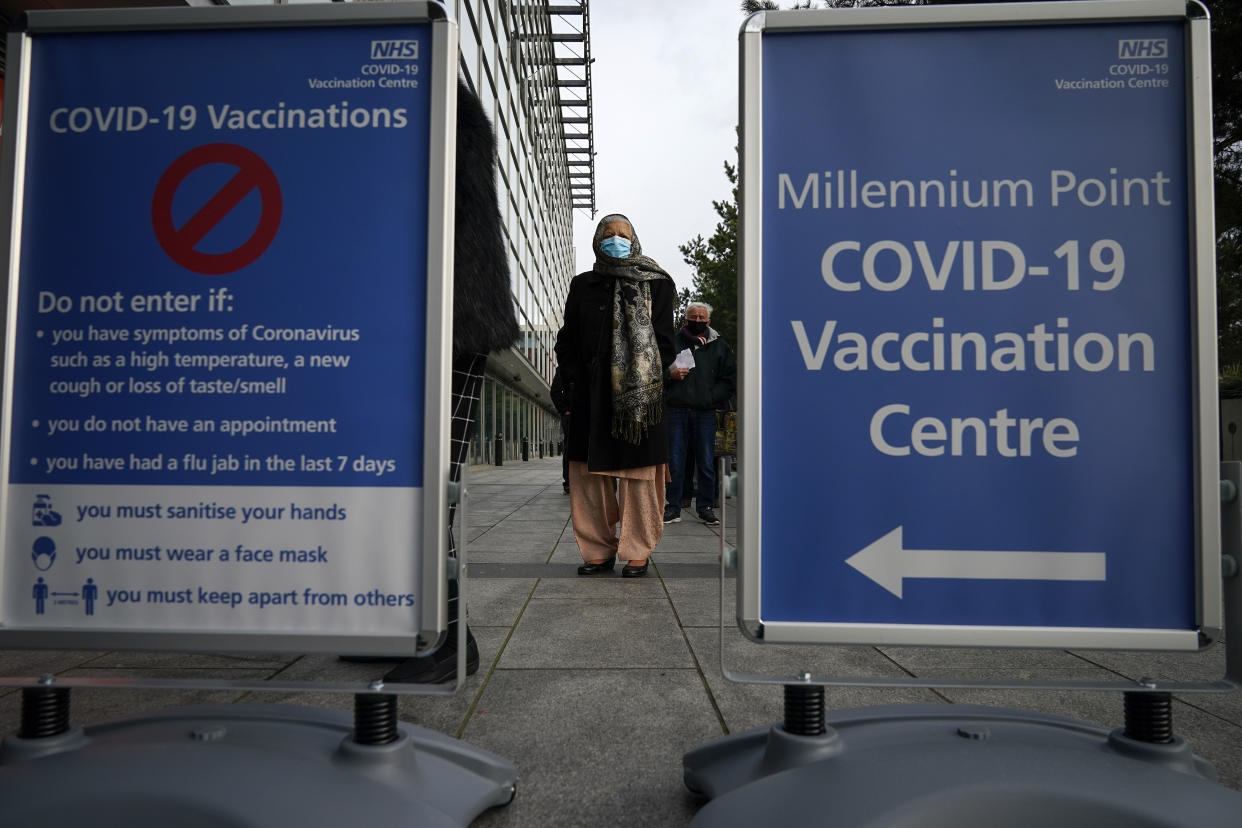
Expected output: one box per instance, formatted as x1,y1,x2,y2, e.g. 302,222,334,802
0,703,516,827
684,704,1242,827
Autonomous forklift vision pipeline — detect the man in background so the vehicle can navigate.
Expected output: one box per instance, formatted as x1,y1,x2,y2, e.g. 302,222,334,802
663,301,735,526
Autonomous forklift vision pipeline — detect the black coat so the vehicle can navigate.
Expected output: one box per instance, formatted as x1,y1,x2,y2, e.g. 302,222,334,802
554,270,676,471
664,328,736,411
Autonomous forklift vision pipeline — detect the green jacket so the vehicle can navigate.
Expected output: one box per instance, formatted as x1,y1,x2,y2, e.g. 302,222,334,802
664,327,736,411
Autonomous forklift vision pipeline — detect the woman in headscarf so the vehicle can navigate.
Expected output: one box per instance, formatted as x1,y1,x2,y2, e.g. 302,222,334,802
554,214,677,577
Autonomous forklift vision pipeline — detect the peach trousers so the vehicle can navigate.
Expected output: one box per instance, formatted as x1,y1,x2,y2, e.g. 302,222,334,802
567,461,664,564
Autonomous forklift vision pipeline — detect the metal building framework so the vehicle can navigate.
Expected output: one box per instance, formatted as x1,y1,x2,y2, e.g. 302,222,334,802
0,1,597,219
546,2,594,213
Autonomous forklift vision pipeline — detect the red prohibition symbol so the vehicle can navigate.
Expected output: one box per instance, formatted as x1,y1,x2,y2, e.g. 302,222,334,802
151,143,282,275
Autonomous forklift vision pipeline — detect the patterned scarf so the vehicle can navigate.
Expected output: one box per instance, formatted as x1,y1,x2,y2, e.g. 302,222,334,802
591,214,673,445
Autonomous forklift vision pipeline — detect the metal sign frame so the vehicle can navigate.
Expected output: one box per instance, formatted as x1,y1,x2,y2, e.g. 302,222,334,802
0,2,457,658
738,0,1220,650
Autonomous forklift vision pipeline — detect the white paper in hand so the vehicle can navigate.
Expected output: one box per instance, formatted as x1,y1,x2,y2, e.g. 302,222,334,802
672,349,696,371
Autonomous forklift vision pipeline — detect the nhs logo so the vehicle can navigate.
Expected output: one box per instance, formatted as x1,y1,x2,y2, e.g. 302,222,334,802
1117,39,1167,59
370,40,420,60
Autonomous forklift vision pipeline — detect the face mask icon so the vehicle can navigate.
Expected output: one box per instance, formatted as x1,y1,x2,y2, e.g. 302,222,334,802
32,537,56,571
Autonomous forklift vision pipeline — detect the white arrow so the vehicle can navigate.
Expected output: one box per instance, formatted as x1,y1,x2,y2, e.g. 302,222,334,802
843,526,1106,599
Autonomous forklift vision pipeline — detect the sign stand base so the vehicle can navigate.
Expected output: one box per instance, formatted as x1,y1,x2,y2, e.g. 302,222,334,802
0,700,516,827
684,703,1242,827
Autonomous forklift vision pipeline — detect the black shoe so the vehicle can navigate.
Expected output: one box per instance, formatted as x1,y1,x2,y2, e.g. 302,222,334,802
577,555,616,575
338,654,404,663
382,629,480,684
622,560,648,578
698,507,720,526
663,507,681,524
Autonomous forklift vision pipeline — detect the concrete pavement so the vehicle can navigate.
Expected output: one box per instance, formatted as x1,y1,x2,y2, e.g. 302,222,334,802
2,456,1241,826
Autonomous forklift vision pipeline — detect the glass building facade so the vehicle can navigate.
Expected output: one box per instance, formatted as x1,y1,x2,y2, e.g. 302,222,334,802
313,0,592,465
444,0,591,466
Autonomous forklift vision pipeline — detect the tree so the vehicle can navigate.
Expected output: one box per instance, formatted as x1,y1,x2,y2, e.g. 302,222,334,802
674,286,693,326
680,161,739,353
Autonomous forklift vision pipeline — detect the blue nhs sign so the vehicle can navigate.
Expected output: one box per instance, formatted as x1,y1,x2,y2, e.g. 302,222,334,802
736,2,1220,649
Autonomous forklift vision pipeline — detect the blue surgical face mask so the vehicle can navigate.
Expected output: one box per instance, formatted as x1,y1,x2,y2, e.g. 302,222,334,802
600,235,631,259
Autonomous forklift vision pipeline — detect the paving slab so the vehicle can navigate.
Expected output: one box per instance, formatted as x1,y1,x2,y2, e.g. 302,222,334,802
0,649,107,678
488,506,568,520
464,669,715,828
879,645,1105,671
683,628,944,733
655,535,725,555
486,519,568,533
1069,645,1227,683
662,577,737,628
469,530,566,553
530,576,666,600
464,578,538,626
547,544,586,565
500,599,693,669
1175,689,1242,727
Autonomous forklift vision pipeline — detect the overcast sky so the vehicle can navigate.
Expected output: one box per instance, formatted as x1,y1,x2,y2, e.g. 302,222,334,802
568,1,746,294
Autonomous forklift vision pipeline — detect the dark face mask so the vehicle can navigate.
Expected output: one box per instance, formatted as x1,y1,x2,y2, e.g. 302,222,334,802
687,320,708,335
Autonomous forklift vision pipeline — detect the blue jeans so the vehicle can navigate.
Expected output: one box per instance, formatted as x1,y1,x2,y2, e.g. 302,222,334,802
666,407,717,516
